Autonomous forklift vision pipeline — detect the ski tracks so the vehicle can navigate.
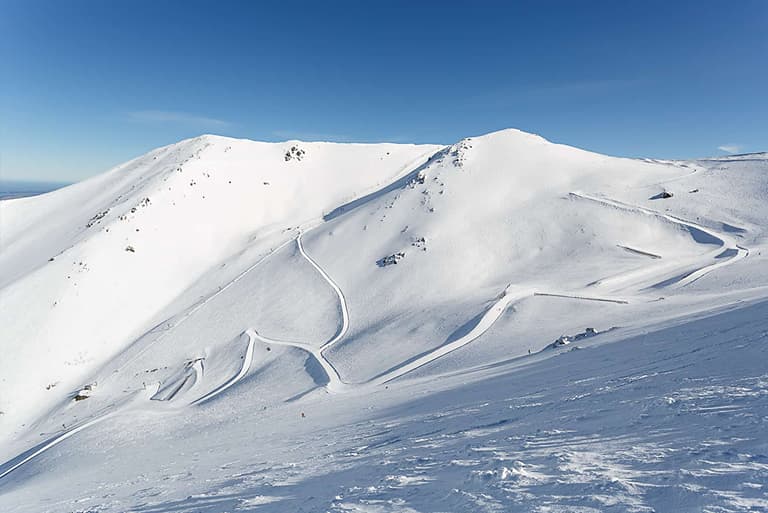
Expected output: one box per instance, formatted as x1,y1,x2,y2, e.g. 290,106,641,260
245,231,352,393
371,286,530,385
252,238,534,391
296,232,350,350
260,236,633,390
0,387,155,482
190,334,255,405
3,189,747,483
0,415,112,481
570,192,748,291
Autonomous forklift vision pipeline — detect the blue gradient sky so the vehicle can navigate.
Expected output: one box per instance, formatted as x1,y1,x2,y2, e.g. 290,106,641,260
1,0,766,182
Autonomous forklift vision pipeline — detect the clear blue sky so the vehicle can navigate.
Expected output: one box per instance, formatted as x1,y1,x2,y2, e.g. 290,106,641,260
1,0,766,182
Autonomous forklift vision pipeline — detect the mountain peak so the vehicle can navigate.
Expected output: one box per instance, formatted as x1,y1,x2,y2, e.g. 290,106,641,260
473,127,546,140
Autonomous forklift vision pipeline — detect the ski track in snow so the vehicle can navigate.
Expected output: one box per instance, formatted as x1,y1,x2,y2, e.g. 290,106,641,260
0,184,753,485
0,151,430,481
114,151,430,397
0,337,257,481
248,238,532,391
246,231,351,392
151,359,203,402
234,189,751,393
0,238,286,481
570,192,749,290
112,236,297,376
0,388,154,482
247,329,348,392
361,191,750,385
370,287,531,385
0,415,112,481
296,233,350,351
190,335,255,405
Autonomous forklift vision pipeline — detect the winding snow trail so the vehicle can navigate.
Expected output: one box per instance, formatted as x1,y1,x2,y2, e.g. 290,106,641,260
4,186,748,484
250,286,532,391
247,329,349,393
250,233,638,390
267,191,749,393
570,192,748,291
246,231,351,392
0,415,112,481
0,388,154,482
247,238,533,391
191,335,255,405
370,286,531,385
151,359,204,402
113,236,297,375
1,202,401,479
296,233,350,350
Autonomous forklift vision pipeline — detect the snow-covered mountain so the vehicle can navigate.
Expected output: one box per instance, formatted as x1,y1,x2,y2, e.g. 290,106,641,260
1,129,767,512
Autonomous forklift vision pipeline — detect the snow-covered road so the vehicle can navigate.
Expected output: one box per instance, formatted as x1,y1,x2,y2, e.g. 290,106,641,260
570,192,749,291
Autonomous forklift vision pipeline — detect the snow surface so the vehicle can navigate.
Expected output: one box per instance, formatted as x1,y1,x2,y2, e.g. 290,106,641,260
1,129,767,512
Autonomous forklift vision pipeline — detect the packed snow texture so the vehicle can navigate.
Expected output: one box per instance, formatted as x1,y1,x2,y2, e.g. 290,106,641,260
0,130,767,512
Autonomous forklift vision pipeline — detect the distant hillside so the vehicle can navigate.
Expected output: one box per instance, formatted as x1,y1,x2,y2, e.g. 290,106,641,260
0,180,69,200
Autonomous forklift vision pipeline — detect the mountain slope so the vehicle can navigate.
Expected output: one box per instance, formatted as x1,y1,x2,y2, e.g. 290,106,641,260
1,129,767,512
0,136,440,437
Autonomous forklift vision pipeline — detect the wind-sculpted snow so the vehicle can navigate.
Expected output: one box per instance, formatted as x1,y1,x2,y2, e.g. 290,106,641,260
1,129,767,512
4,296,768,513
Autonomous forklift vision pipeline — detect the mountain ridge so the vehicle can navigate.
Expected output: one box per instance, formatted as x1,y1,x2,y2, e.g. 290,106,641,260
1,128,767,512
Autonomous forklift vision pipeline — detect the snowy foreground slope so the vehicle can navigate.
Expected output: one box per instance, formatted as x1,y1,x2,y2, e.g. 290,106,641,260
0,131,767,512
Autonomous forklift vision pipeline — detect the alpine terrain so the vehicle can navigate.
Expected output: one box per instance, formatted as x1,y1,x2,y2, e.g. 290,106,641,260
1,129,767,513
